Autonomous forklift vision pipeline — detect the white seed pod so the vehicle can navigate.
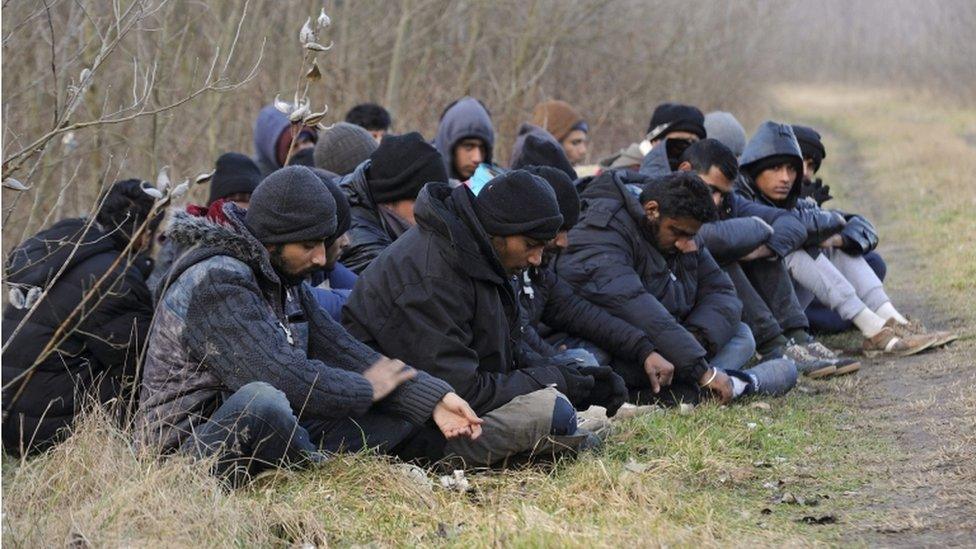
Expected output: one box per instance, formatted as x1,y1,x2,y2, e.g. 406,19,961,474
304,41,334,52
303,109,328,126
156,166,171,191
317,7,331,28
195,170,215,185
140,182,164,199
273,94,292,114
24,286,42,309
299,16,315,44
305,59,322,82
61,131,78,152
80,67,91,83
171,180,190,199
2,178,30,191
8,288,26,310
315,121,335,132
288,100,310,123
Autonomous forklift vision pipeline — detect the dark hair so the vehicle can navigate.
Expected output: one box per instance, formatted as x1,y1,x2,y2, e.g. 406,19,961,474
679,138,738,181
344,103,392,131
638,172,718,223
95,179,163,240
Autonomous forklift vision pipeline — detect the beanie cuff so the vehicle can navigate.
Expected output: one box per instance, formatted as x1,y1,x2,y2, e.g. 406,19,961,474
478,213,563,241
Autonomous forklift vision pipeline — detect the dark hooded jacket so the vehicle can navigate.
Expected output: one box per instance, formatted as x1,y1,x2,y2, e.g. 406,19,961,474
2,218,153,456
336,160,396,274
343,183,569,415
252,105,291,177
509,124,578,180
517,264,656,365
556,170,741,386
639,139,775,265
136,205,451,452
736,122,845,251
433,97,495,182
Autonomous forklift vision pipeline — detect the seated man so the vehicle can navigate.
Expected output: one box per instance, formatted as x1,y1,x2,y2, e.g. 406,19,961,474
646,137,859,378
510,124,578,180
516,166,672,403
338,132,448,273
344,171,608,467
252,103,318,176
344,102,392,143
736,122,949,356
3,179,160,456
531,100,589,166
558,170,797,406
639,102,707,158
307,169,357,320
137,166,481,486
434,97,495,183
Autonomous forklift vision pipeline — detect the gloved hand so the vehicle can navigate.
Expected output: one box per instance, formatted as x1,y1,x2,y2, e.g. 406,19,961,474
555,363,595,409
840,214,879,254
578,364,629,417
800,177,833,206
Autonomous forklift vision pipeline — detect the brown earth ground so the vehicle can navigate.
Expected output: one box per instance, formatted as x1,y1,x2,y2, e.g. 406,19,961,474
776,85,976,547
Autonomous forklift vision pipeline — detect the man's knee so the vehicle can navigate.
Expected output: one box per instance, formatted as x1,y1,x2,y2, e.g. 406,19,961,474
229,382,293,422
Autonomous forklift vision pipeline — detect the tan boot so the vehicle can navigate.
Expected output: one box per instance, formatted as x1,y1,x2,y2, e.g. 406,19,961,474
863,326,940,357
890,317,958,348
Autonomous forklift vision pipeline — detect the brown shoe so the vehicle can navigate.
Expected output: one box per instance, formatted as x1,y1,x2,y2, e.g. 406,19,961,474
863,326,940,357
890,317,958,348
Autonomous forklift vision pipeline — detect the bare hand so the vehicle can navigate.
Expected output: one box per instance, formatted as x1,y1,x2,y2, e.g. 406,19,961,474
642,352,674,393
432,392,483,440
363,357,416,402
699,367,733,404
674,238,699,253
819,234,844,248
740,244,774,262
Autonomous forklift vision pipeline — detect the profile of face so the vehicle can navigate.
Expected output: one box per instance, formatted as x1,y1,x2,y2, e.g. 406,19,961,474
561,130,588,165
267,240,327,284
381,198,418,226
325,233,350,271
678,163,732,207
368,129,386,143
754,163,797,202
453,138,486,180
802,157,817,182
490,234,548,275
641,200,703,254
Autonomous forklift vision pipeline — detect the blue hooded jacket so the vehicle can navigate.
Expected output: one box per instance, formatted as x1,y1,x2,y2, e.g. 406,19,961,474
253,105,292,177
433,97,495,181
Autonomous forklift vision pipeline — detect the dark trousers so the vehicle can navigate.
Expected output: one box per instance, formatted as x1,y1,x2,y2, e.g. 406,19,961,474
731,257,810,347
806,251,887,333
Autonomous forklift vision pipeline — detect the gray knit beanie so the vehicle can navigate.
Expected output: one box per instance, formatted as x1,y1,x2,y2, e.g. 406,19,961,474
704,111,747,158
244,166,338,244
313,122,378,176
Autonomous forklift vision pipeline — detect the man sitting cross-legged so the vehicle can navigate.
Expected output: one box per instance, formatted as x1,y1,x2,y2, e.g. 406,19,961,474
137,166,481,486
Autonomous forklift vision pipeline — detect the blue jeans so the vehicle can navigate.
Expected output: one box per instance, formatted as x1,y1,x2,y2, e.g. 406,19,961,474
708,322,756,371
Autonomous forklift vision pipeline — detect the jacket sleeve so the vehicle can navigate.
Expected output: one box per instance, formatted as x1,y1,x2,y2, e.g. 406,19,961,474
339,226,391,274
796,200,846,246
350,276,566,415
682,248,743,355
695,217,774,264
730,193,806,258
183,266,375,421
326,262,358,290
541,274,656,366
558,226,707,382
301,285,451,426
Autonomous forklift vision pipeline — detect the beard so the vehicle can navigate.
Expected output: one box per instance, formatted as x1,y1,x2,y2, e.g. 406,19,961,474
639,215,662,252
268,247,317,287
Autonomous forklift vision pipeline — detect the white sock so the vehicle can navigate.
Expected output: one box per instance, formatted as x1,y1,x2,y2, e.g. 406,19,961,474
730,376,748,398
875,302,908,324
853,307,887,338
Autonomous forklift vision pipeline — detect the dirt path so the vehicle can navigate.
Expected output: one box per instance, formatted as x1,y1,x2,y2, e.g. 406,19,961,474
806,120,976,546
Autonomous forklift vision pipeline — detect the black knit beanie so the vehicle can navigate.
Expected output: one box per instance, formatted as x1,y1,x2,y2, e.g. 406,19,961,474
646,103,706,141
511,134,578,180
474,170,563,240
791,125,826,172
244,166,338,244
521,165,579,230
312,168,351,246
366,131,447,203
208,152,262,206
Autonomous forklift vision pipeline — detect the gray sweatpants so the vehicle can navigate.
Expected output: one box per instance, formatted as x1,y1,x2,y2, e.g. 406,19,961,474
785,248,890,321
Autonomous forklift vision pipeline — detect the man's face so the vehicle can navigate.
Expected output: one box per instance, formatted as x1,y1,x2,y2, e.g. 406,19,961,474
268,240,327,284
453,138,486,180
680,163,732,207
368,129,386,143
642,200,702,254
561,130,588,165
803,157,817,182
325,233,349,271
754,163,796,202
491,234,547,275
383,198,417,226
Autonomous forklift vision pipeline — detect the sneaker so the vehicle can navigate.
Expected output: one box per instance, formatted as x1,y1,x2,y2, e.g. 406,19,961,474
729,358,798,397
890,317,958,348
802,340,861,376
863,326,940,357
782,341,837,379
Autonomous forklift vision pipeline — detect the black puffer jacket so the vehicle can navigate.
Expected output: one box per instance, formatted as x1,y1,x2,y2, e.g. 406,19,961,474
556,171,741,385
2,218,153,456
343,183,569,415
337,160,395,274
517,264,656,365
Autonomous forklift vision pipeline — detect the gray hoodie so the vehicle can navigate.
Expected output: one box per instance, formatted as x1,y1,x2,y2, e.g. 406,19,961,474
433,97,495,181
